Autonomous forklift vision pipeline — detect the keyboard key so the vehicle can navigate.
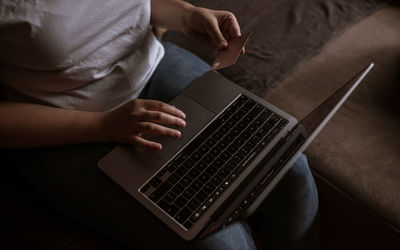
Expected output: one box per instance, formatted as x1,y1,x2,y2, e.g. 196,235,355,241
188,168,201,179
192,151,202,161
238,148,249,157
232,113,242,122
237,107,248,116
250,134,262,144
199,145,210,154
206,138,217,148
184,221,193,229
212,132,223,141
149,182,171,202
176,166,189,177
204,183,216,194
210,147,221,157
157,168,167,178
206,166,218,175
210,175,223,186
157,199,170,211
232,154,244,164
191,211,201,222
278,118,288,127
244,140,256,150
183,159,196,168
227,144,239,154
248,125,257,133
166,162,178,172
174,153,189,165
267,114,280,126
213,158,224,167
199,172,210,184
140,183,151,193
220,151,232,161
244,99,256,109
225,161,236,171
172,183,185,195
164,191,177,203
243,115,253,123
187,199,200,211
167,174,180,184
233,137,245,146
253,118,264,127
218,167,230,178
195,161,207,171
174,196,188,208
166,204,179,217
195,191,208,202
149,177,162,188
217,140,229,149
202,153,215,164
259,110,272,120
231,127,241,136
183,188,196,200
175,207,192,223
181,176,193,186
191,180,203,190
226,119,236,127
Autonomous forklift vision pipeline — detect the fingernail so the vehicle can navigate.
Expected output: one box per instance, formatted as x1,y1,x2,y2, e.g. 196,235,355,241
180,111,186,119
175,131,181,138
180,120,186,127
219,41,228,48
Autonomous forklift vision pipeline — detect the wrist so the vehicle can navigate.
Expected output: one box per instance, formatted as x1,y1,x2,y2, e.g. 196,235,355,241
91,111,111,143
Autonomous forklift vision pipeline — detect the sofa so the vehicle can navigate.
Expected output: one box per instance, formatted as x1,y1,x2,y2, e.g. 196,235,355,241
2,0,399,249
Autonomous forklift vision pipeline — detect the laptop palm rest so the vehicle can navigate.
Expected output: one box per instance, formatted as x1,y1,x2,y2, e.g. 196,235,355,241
152,94,215,159
99,94,215,191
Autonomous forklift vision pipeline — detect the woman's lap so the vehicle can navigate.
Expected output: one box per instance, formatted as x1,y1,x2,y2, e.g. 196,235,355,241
15,42,319,250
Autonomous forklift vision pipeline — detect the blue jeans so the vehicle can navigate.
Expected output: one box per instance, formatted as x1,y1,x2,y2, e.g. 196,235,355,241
139,42,320,250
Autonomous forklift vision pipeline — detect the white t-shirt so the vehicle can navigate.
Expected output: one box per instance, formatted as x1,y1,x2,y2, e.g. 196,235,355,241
0,0,164,111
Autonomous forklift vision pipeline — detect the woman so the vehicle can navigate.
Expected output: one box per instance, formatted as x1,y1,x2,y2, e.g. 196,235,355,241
0,0,319,249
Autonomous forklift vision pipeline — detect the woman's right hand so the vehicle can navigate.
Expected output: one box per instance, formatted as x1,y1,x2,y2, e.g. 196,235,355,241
100,99,186,150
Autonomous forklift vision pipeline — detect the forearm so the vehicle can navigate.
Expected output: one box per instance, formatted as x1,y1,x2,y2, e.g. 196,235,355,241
150,0,194,31
0,101,105,148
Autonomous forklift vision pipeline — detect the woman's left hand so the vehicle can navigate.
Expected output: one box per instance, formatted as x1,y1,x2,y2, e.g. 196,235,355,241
182,6,244,53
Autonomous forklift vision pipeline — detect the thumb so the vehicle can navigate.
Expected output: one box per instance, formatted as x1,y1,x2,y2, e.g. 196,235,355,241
206,20,228,49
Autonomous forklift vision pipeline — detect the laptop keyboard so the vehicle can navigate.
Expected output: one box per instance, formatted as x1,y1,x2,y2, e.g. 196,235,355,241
139,95,288,230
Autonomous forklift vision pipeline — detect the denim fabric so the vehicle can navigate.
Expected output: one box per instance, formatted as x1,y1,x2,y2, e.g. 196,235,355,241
139,42,319,250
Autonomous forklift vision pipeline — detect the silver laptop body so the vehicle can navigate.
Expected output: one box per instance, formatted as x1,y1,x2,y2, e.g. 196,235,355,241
98,63,374,240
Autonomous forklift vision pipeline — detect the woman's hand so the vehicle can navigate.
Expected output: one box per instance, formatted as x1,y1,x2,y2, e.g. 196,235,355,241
182,6,244,52
100,99,186,150
150,0,244,52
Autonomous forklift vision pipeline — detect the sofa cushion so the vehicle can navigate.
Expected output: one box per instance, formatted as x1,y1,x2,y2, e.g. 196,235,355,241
264,2,400,243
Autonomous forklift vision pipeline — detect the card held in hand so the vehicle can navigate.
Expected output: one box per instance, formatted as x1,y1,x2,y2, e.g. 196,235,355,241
210,33,250,71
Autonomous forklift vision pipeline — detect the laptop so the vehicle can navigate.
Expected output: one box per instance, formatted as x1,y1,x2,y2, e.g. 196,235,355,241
98,63,374,241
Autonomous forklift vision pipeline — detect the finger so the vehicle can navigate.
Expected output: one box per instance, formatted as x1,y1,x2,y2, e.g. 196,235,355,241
206,17,228,49
140,111,186,128
139,122,182,139
131,135,162,151
142,100,186,119
227,17,241,38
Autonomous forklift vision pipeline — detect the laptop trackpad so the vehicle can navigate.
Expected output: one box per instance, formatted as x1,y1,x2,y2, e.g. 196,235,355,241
149,94,215,160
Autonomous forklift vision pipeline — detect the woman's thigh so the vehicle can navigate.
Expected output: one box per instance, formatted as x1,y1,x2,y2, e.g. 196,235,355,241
249,154,320,250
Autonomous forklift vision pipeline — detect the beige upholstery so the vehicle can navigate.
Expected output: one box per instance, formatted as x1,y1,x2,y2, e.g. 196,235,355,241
264,4,400,248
